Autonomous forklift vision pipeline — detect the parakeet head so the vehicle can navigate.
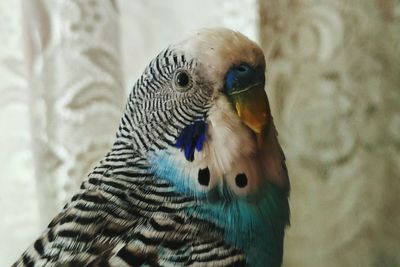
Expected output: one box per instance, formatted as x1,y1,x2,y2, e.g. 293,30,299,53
121,27,288,199
117,28,290,266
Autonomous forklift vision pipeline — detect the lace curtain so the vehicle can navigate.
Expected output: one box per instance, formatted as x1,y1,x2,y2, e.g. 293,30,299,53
0,0,399,266
260,1,400,266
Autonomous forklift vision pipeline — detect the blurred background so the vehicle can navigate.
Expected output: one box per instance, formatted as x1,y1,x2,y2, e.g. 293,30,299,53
0,0,399,266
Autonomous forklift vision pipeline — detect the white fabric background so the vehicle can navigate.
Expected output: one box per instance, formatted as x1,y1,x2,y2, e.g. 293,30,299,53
1,0,399,266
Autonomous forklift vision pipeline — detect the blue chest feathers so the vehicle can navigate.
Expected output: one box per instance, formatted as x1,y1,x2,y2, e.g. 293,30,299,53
149,155,289,266
149,120,289,266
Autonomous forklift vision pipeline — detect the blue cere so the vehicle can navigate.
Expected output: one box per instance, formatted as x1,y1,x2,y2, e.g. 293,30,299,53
175,120,207,161
225,64,265,95
225,69,236,93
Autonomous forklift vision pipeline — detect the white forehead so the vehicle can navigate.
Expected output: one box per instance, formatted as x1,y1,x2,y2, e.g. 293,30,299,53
174,28,265,90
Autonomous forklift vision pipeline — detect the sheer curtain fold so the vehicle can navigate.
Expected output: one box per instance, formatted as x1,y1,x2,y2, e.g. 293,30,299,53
22,0,125,223
1,0,125,264
259,1,400,266
0,1,38,265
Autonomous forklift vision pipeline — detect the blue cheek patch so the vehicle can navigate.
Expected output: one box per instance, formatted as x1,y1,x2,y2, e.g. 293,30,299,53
175,120,207,161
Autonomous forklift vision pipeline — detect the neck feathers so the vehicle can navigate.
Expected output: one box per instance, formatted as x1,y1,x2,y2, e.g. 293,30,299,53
259,118,290,195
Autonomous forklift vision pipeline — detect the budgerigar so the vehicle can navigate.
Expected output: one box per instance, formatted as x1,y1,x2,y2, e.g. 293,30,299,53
13,28,290,267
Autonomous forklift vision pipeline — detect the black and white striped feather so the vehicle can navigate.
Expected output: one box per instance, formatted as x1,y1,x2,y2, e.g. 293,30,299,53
13,42,245,267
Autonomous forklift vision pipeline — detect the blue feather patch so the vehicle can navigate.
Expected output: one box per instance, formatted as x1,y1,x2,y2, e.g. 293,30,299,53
175,120,207,161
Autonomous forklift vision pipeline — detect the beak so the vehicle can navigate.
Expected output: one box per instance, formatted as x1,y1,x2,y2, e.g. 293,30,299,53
230,84,270,133
225,64,270,134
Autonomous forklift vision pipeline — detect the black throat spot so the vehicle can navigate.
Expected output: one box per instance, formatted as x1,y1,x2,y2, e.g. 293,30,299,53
198,167,210,186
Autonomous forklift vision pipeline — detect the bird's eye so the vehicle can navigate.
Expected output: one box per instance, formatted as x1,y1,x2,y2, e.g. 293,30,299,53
174,70,192,91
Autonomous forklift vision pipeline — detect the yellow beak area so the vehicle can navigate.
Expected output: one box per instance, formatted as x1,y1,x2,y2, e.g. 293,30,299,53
231,84,270,134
